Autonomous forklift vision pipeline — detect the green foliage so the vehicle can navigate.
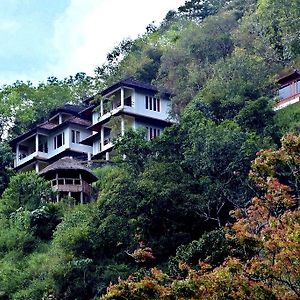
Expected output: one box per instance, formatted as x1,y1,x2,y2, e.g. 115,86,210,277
102,134,300,300
53,204,94,257
177,0,231,22
274,102,300,136
156,11,238,116
199,49,275,121
0,73,98,141
168,229,231,276
235,97,275,135
0,171,54,216
29,204,62,240
0,142,14,196
114,129,151,174
0,0,299,298
182,116,274,225
257,0,300,62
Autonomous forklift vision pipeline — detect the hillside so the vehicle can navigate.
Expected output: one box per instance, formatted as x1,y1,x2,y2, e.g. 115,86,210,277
0,0,300,299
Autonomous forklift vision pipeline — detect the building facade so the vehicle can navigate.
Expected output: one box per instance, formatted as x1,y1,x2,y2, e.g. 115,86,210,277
10,104,93,173
276,69,300,110
79,78,175,160
10,79,174,172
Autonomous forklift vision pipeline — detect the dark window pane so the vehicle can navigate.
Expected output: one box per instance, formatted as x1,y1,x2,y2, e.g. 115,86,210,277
145,96,149,109
125,96,132,106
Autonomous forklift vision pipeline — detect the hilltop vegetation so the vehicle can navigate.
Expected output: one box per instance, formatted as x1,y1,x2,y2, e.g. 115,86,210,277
0,0,300,299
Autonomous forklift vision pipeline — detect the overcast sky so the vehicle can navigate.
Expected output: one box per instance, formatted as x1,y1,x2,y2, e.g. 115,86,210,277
0,0,185,86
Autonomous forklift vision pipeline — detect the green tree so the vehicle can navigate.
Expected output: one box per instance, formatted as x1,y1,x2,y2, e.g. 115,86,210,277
0,142,14,196
0,171,54,216
177,0,231,22
198,49,276,122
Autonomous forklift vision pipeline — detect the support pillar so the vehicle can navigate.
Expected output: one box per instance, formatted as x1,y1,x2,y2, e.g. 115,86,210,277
16,143,20,165
87,152,92,161
121,88,124,107
56,173,59,202
100,127,104,150
100,99,104,116
35,134,39,153
35,162,39,173
105,151,110,161
121,116,125,137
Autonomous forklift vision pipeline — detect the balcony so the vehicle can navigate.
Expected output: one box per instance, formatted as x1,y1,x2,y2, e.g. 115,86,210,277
92,87,134,126
50,178,92,195
275,79,300,110
14,151,49,168
15,133,49,167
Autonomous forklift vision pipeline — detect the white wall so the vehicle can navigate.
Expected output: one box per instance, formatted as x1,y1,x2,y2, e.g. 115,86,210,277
134,119,165,133
125,91,172,121
48,127,70,157
47,125,93,157
68,125,93,154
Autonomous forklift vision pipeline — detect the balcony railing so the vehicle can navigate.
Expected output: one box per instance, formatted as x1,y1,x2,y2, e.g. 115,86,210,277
275,92,300,110
14,151,49,167
50,178,92,195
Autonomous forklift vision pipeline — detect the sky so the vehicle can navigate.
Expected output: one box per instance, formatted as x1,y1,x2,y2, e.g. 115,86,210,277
0,0,185,86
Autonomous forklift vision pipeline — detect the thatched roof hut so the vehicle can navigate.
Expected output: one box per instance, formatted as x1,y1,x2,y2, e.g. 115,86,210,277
39,157,97,183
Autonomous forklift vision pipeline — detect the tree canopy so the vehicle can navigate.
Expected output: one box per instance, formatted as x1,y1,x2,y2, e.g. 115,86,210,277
0,0,299,299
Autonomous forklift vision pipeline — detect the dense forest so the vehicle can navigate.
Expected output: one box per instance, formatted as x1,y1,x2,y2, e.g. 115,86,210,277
0,0,300,299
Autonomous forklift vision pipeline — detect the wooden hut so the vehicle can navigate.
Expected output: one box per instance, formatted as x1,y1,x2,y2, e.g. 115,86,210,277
39,157,97,203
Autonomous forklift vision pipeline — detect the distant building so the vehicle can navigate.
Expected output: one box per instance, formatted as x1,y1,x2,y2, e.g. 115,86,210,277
10,79,174,201
79,78,175,160
276,69,300,110
9,104,93,173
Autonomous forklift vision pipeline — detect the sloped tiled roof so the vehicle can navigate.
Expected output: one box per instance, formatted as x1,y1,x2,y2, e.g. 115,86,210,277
278,69,300,85
100,78,159,96
49,104,87,116
10,106,92,148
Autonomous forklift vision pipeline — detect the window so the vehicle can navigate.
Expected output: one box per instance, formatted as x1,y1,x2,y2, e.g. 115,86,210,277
146,126,161,140
71,130,81,143
38,142,48,153
124,96,132,107
279,80,300,100
54,132,65,149
103,127,111,145
156,98,160,112
145,96,149,109
145,96,160,112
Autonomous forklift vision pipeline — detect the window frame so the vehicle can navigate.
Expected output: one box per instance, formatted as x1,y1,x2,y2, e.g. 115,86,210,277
54,132,65,149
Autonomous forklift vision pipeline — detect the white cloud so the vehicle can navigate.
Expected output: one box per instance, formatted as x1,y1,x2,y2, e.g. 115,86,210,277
47,0,185,78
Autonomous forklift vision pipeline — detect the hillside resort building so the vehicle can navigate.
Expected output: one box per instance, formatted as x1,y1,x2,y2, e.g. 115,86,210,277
9,78,174,201
10,72,298,201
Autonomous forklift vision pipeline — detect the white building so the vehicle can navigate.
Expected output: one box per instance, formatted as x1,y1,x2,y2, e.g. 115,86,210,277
10,79,175,171
80,78,175,160
275,69,300,110
10,105,93,172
